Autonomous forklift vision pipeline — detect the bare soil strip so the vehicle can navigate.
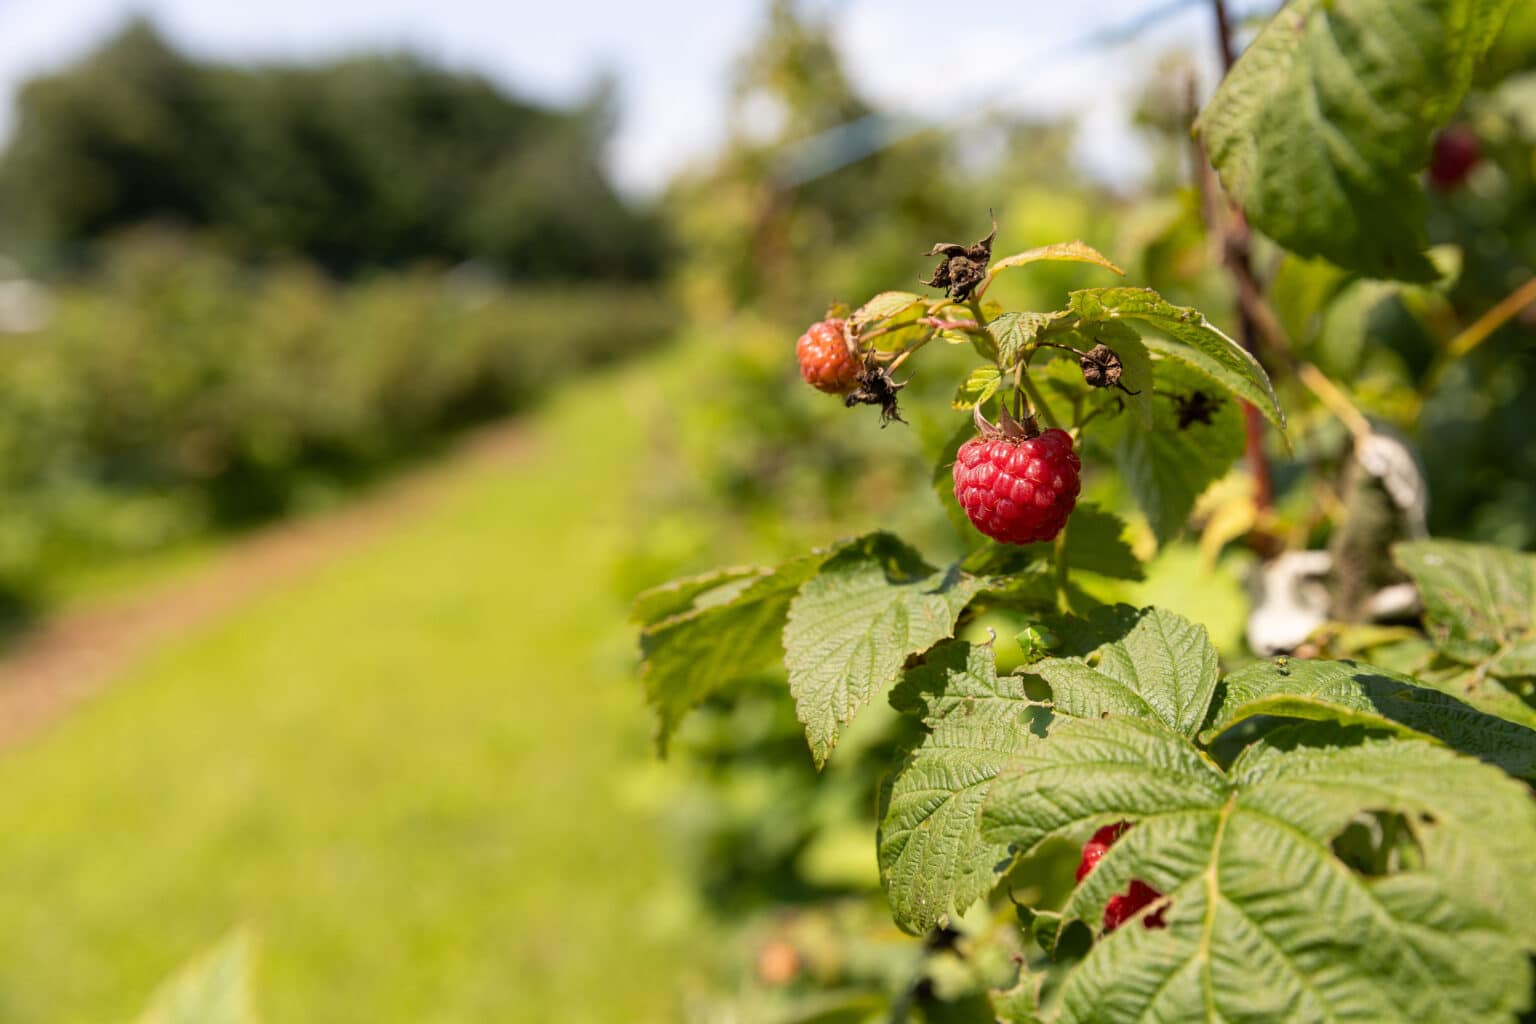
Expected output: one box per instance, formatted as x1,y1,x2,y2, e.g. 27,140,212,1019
0,421,532,749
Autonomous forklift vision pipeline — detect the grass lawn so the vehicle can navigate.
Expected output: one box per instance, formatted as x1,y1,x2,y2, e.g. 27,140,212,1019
0,355,707,1022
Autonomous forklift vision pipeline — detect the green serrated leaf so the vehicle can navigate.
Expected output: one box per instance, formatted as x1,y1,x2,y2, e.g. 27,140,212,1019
1015,504,1142,582
982,718,1536,1021
953,365,1003,411
852,290,925,327
1205,658,1536,778
1031,605,1218,737
785,534,986,767
989,973,1045,1024
878,641,1049,933
1070,287,1284,431
1103,360,1245,544
1395,540,1536,680
989,311,1065,368
1197,0,1514,281
639,548,838,751
136,932,258,1024
631,566,766,626
1413,668,1536,731
987,240,1125,281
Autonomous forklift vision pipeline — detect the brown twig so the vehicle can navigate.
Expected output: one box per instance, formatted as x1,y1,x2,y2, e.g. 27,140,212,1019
1196,5,1274,511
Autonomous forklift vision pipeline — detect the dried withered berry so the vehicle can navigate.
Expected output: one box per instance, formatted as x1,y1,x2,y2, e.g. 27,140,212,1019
920,213,998,301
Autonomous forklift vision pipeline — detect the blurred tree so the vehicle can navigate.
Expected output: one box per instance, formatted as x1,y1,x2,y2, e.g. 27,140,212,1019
0,18,666,280
666,0,970,316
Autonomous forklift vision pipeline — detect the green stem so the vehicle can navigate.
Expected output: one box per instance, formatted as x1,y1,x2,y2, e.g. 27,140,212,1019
885,331,934,373
1052,529,1072,615
1019,373,1058,429
966,297,990,332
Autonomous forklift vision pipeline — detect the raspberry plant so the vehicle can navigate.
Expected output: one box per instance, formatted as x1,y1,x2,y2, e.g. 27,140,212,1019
636,0,1535,1016
635,230,1536,1019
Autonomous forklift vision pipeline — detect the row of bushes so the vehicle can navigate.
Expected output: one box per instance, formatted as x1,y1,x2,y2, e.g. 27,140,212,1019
0,234,675,600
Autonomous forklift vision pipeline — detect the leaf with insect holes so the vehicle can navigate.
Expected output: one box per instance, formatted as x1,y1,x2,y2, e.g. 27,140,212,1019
1197,0,1513,281
878,640,1049,933
636,547,843,751
1029,604,1218,737
953,366,1003,410
982,717,1536,1022
785,533,987,767
989,310,1067,367
987,240,1125,281
1204,658,1536,779
1069,287,1284,432
851,291,926,328
1102,360,1245,545
1395,540,1536,681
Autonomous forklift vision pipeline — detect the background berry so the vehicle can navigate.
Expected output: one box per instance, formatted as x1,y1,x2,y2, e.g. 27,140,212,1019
1076,821,1167,933
1428,124,1481,192
796,319,860,394
1103,881,1167,932
952,427,1080,544
1076,822,1130,882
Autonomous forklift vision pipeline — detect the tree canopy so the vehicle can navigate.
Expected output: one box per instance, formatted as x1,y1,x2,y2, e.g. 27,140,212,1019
0,19,666,280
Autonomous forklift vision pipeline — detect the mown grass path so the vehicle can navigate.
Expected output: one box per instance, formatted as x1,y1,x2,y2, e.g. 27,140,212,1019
0,367,699,1022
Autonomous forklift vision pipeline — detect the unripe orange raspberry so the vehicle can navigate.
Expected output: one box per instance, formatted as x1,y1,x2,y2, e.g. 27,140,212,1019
796,319,860,394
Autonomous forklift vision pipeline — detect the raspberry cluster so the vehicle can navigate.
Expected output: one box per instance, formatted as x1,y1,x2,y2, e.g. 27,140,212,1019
1076,822,1167,933
795,318,861,395
953,427,1080,545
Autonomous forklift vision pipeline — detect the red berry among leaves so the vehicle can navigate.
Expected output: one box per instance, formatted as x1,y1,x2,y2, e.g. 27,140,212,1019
1076,821,1167,933
1428,124,1481,193
953,426,1080,545
1104,881,1166,932
796,318,861,395
1075,822,1130,882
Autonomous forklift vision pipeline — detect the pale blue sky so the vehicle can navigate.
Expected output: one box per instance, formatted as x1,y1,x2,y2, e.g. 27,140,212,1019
0,0,1237,195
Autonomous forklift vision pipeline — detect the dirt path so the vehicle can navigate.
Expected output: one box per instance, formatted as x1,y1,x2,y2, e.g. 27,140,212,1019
0,420,533,749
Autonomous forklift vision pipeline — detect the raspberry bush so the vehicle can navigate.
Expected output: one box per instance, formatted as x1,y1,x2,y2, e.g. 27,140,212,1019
636,1,1536,1018
636,219,1536,1018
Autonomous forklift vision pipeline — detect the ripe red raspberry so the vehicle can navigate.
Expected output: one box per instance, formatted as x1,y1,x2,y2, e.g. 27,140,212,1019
953,427,1080,544
1075,821,1167,933
1075,822,1130,882
796,319,860,394
1428,124,1481,193
1104,881,1167,932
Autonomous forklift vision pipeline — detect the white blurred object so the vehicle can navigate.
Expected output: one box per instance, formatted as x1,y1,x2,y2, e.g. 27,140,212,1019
1355,432,1428,536
1247,550,1333,656
0,278,52,334
1246,429,1429,655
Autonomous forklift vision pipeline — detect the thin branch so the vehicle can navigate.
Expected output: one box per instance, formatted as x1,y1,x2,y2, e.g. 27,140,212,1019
1421,273,1536,394
1190,21,1274,512
1211,0,1239,69
1296,363,1372,443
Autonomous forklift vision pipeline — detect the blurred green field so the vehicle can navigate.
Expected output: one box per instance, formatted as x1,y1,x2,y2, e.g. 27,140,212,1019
0,352,706,1023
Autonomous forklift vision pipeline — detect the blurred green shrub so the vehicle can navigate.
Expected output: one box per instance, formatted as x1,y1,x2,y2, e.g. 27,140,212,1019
0,232,674,598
